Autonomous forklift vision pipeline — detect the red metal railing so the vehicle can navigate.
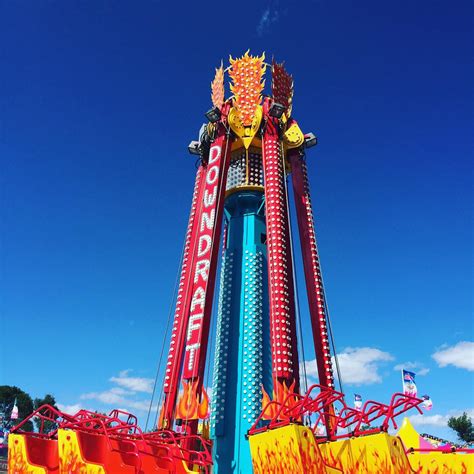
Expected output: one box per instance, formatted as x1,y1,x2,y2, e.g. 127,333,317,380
248,385,425,442
11,405,213,472
407,447,474,454
11,404,77,438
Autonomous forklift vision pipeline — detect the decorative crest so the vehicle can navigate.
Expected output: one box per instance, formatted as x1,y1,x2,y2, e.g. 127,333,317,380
229,51,266,126
272,60,293,117
211,61,225,109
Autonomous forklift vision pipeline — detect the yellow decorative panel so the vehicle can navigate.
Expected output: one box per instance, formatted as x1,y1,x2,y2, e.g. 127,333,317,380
283,122,304,149
249,424,342,473
408,451,473,473
58,430,105,474
8,434,46,474
319,433,414,473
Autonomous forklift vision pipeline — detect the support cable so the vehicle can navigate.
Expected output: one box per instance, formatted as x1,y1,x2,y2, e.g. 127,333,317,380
282,149,308,395
301,151,344,395
146,236,186,432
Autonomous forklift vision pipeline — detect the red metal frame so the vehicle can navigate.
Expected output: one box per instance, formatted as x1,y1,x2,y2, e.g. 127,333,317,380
249,384,343,435
182,110,233,383
289,146,335,391
161,104,232,430
162,163,206,426
10,404,77,439
249,384,426,444
261,98,299,388
11,405,213,472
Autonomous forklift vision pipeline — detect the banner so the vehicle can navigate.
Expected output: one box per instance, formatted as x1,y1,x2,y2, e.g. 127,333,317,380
354,393,362,411
402,370,417,396
11,399,18,420
421,394,433,410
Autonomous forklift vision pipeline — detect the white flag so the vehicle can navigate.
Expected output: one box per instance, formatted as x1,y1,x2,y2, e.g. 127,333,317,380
11,399,19,420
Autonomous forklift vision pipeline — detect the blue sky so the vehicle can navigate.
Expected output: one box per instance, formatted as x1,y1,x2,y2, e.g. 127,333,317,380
1,0,472,441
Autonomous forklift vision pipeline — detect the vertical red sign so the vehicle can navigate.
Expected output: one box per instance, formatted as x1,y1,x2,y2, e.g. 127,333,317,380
182,137,228,379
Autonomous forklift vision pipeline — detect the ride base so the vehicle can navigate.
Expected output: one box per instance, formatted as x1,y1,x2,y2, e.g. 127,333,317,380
8,390,474,473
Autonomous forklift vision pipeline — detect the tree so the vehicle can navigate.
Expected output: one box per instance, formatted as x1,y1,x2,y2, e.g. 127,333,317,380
0,386,34,432
33,394,58,433
447,412,474,444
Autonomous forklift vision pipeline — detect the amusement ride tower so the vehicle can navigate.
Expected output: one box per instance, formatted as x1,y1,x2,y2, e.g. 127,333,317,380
159,52,335,473
9,51,468,474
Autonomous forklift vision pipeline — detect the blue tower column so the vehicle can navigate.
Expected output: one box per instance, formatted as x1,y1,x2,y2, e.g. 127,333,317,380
210,190,272,474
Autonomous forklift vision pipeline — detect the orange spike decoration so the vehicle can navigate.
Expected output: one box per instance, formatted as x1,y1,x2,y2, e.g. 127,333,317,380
211,62,225,109
229,50,266,125
271,60,293,116
176,379,209,421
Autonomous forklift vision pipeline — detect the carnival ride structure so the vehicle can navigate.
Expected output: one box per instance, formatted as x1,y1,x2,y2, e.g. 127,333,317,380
8,52,474,473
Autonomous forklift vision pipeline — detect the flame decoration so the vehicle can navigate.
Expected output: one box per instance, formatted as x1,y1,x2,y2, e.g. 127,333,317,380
211,61,225,109
261,379,298,421
176,379,209,420
229,50,266,126
272,60,293,117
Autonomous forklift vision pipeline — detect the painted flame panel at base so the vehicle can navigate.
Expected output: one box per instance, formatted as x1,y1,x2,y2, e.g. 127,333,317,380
58,431,107,474
319,433,415,473
8,434,48,474
249,423,474,474
319,432,474,474
407,452,474,474
249,424,342,474
7,431,205,474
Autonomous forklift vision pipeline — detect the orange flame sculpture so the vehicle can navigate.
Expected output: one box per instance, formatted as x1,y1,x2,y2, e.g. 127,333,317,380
272,60,293,117
176,379,209,421
229,50,266,126
261,378,299,421
211,61,225,109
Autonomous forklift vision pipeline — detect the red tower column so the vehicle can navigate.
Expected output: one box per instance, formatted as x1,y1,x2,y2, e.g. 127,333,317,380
289,150,335,390
262,104,299,392
162,117,232,428
162,164,206,426
181,129,232,383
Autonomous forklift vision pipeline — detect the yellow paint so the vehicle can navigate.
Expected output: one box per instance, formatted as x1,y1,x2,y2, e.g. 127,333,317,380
397,417,474,473
228,105,263,149
58,429,105,474
8,434,46,474
283,122,304,148
249,424,342,473
319,433,415,473
251,421,473,474
407,451,474,473
225,185,264,198
397,417,421,450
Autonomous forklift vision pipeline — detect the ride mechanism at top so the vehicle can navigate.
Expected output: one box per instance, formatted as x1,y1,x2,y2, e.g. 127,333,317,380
8,52,474,474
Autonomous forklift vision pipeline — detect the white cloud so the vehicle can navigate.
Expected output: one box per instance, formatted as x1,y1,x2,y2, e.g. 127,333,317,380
81,390,125,405
257,6,280,36
80,389,152,413
394,362,430,376
57,403,83,415
59,369,156,417
432,341,474,371
109,370,154,393
410,409,474,428
302,347,394,386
